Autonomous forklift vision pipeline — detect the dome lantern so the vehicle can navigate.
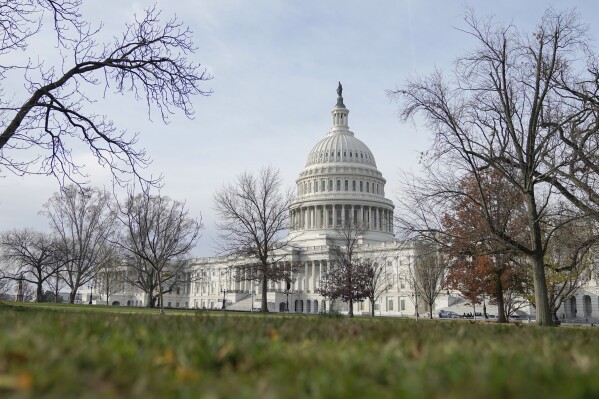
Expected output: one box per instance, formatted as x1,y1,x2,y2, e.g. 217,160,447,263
332,82,349,132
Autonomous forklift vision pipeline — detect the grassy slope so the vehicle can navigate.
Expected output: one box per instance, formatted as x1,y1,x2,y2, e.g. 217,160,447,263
0,302,598,398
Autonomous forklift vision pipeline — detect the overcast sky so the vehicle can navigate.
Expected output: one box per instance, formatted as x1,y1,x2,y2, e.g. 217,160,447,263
1,0,597,257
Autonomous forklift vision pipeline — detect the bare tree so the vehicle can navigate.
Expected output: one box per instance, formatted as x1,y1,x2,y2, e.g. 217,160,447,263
43,185,116,303
0,229,61,302
362,256,393,317
214,166,294,313
45,269,67,303
0,278,12,301
530,214,596,319
318,221,370,317
0,1,211,185
94,250,125,306
389,9,591,326
407,241,446,319
114,186,202,314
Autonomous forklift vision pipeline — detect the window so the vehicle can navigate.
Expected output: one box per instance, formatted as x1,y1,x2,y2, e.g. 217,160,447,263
360,181,363,192
329,180,333,191
336,180,341,191
344,180,348,191
352,180,356,191
337,151,340,157
314,180,318,192
321,180,325,192
388,299,394,311
350,152,353,157
366,182,370,193
343,151,346,157
400,298,406,311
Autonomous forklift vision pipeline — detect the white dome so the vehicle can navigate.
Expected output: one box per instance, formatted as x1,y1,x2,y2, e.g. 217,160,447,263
289,84,395,245
305,131,376,168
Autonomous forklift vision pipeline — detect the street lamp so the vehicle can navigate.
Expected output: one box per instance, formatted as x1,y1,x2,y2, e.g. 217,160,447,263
220,288,229,310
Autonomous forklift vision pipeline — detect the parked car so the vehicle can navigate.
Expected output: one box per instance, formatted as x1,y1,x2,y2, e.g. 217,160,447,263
439,310,460,319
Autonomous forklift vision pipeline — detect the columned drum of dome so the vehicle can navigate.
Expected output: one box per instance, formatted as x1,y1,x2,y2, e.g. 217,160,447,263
289,84,394,245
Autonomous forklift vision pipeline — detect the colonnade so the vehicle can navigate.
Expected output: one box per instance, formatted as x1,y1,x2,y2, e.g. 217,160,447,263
290,204,393,232
233,260,328,294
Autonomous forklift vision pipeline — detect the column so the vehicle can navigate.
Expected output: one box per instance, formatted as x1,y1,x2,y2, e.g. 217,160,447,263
304,207,309,229
312,262,316,292
304,262,309,292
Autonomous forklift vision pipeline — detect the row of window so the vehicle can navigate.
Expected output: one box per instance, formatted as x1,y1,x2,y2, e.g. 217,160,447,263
310,149,372,163
299,178,383,196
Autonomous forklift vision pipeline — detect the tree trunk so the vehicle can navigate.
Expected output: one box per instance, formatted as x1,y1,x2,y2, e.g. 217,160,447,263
428,304,433,319
158,275,165,315
69,289,77,304
526,194,553,326
532,253,552,326
370,298,375,317
260,273,268,312
36,283,43,303
495,275,508,323
348,298,354,317
146,291,154,308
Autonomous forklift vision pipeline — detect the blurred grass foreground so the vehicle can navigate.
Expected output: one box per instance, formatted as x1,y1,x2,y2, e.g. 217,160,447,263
1,302,599,398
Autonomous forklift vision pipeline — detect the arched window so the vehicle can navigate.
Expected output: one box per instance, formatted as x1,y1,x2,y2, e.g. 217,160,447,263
344,180,348,191
352,180,356,191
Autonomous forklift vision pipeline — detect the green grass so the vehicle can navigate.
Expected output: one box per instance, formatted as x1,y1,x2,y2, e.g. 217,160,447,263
1,302,598,398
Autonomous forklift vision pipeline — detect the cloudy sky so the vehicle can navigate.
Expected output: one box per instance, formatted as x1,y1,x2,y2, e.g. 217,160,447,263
1,0,597,257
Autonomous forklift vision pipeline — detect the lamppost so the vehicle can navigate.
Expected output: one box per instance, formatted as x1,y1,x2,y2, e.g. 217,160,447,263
221,288,229,310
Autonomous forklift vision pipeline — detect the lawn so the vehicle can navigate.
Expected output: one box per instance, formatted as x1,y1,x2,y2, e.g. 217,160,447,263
0,302,598,398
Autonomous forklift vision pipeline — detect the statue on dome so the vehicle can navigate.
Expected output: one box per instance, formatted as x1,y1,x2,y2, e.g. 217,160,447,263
336,82,345,107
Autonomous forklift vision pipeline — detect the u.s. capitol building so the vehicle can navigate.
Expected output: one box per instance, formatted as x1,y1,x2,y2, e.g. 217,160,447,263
111,86,437,316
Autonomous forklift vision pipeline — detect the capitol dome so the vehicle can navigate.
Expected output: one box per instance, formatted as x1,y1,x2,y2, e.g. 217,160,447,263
305,130,376,168
289,84,394,244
